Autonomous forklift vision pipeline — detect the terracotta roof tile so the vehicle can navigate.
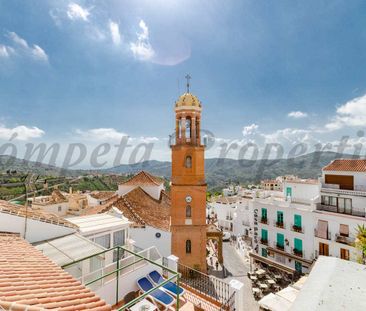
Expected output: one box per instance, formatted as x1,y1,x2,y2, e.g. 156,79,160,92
119,171,164,187
0,232,111,311
0,200,77,230
89,191,115,200
323,159,366,172
115,187,171,231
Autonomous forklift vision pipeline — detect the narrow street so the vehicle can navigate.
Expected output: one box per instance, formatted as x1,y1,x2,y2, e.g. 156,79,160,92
221,242,259,311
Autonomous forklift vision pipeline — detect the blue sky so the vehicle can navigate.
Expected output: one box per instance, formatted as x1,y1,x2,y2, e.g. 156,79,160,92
1,0,366,167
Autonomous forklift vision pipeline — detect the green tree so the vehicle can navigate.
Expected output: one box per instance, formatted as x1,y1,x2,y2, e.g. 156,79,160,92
355,224,366,264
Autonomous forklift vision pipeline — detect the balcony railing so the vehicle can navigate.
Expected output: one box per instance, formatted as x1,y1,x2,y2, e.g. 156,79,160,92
275,221,285,229
292,248,303,257
314,228,332,240
321,184,366,197
291,224,304,233
276,243,285,251
61,246,181,310
335,233,355,246
316,204,366,218
260,238,268,245
260,217,268,224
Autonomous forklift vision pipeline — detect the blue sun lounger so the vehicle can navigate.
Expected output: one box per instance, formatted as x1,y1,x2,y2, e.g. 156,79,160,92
147,270,185,297
137,277,175,309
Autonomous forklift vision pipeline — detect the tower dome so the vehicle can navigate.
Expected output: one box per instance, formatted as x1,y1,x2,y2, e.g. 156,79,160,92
175,92,202,109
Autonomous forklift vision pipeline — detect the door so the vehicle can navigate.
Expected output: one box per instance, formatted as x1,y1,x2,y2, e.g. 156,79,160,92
319,242,329,256
295,261,302,273
340,248,350,260
277,233,284,248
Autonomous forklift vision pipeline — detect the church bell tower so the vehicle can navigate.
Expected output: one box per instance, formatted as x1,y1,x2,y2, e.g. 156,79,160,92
170,75,207,272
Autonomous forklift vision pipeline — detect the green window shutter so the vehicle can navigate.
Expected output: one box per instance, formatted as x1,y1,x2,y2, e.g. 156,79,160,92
261,208,267,218
277,233,284,247
294,238,302,251
262,248,268,258
261,229,268,240
286,187,292,197
277,211,283,223
294,214,302,227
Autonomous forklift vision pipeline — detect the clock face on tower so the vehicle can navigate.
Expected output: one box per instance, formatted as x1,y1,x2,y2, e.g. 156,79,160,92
185,195,192,203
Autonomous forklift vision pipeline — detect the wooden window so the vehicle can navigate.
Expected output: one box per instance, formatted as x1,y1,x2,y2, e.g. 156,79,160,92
319,242,329,256
186,240,192,254
340,248,349,260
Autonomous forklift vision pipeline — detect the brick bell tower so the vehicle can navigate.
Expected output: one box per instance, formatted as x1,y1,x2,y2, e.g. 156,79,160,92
170,75,207,272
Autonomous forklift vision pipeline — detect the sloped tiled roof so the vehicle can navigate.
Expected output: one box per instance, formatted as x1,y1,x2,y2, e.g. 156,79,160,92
0,232,111,311
115,187,171,231
323,159,366,172
89,191,115,200
119,171,164,187
0,200,78,230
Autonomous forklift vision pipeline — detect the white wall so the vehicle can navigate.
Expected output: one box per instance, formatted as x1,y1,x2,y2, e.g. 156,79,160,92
35,202,69,216
130,226,171,258
284,181,320,202
313,212,365,261
0,213,76,243
95,261,164,305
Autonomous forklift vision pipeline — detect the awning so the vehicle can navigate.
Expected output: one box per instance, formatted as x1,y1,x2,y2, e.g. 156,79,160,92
249,252,296,274
258,293,292,311
267,247,313,266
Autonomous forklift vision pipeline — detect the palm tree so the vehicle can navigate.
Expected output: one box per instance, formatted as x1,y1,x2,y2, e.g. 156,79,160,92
355,224,366,264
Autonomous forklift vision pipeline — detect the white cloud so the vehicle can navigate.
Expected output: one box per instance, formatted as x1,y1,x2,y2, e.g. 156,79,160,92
8,32,28,48
76,128,128,141
262,128,316,146
5,32,48,62
67,3,90,21
288,111,308,119
32,45,48,62
130,19,155,60
109,20,121,45
242,123,259,136
0,125,45,141
326,94,366,131
0,45,11,58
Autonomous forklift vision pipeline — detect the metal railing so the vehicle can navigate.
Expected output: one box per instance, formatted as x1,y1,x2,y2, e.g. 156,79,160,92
291,224,304,234
335,233,355,246
177,262,231,305
62,246,181,310
274,220,285,229
220,291,236,311
316,203,366,217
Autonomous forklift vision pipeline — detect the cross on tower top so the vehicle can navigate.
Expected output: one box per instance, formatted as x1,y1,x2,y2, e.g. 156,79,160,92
185,74,191,93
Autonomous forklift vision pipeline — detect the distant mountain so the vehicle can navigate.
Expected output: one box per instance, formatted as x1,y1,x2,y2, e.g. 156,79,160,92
1,152,362,191
0,155,80,177
106,151,362,191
